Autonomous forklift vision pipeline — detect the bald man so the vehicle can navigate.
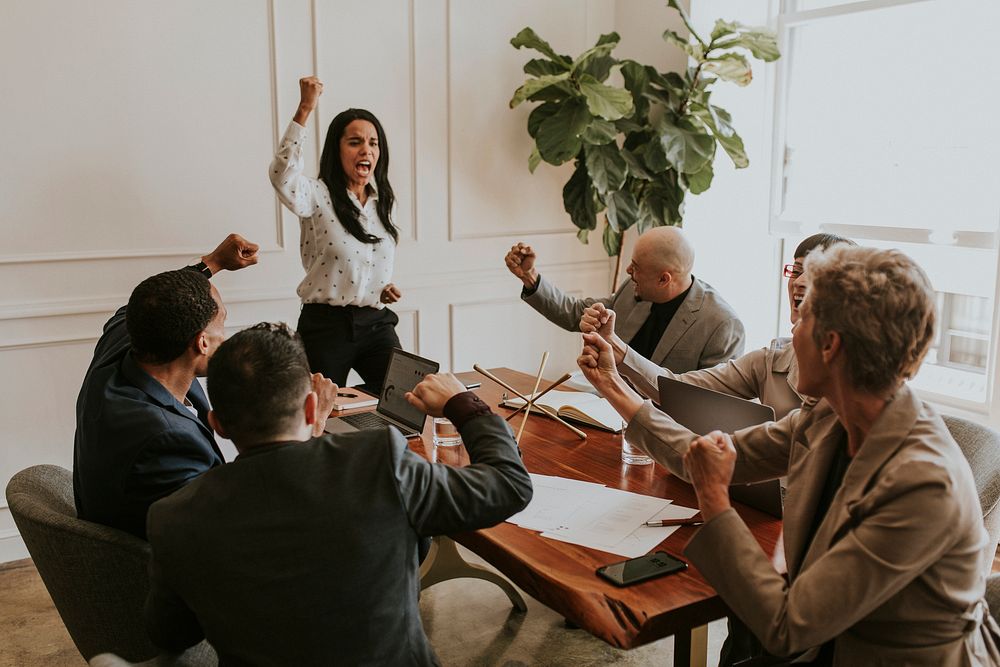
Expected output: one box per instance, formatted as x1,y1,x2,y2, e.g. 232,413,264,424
505,227,744,373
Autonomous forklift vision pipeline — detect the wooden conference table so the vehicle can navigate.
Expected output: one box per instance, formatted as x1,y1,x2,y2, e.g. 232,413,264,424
405,368,782,665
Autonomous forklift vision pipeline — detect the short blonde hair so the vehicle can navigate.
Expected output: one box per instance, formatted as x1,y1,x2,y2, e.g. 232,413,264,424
804,245,936,394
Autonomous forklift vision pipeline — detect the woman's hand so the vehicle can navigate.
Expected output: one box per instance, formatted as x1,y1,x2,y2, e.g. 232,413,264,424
683,431,736,520
380,283,402,305
294,76,323,125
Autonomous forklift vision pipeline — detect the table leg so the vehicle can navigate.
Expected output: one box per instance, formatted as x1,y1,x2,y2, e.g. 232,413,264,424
673,624,708,667
419,536,527,612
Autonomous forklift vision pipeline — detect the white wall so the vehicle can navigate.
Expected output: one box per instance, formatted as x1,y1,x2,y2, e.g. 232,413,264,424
0,0,623,562
0,0,795,563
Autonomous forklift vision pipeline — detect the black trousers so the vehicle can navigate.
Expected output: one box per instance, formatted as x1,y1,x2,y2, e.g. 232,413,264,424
297,303,401,395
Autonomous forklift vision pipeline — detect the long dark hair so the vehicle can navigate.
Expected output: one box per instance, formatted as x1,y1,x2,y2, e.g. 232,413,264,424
318,108,398,244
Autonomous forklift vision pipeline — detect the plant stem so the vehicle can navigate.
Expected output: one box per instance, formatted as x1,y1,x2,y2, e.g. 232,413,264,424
612,241,624,290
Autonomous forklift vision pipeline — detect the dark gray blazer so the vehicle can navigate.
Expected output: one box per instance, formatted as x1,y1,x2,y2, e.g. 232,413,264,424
73,305,224,539
523,275,745,372
145,415,532,666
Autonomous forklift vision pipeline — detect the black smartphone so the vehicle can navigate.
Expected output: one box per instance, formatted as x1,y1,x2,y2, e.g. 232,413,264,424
596,551,687,586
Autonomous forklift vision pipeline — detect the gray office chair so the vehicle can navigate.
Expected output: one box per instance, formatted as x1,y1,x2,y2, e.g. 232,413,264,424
943,415,1000,556
5,464,215,665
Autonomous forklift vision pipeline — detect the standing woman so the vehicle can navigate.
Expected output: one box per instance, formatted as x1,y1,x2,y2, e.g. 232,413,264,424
270,76,402,393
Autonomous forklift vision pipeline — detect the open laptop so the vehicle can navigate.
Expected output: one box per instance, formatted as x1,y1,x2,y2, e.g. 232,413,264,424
325,348,439,439
656,377,783,517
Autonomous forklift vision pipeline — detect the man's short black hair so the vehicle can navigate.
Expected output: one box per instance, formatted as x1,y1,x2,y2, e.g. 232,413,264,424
127,269,218,364
207,323,312,444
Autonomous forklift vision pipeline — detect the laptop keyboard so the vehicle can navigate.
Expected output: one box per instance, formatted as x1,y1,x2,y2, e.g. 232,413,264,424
340,411,418,436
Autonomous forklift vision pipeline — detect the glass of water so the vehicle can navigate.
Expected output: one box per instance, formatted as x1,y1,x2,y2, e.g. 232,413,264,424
620,422,652,465
433,417,463,447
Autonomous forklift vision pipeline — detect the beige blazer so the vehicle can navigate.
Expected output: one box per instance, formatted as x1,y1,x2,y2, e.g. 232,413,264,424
523,275,744,373
639,386,1000,665
619,337,804,420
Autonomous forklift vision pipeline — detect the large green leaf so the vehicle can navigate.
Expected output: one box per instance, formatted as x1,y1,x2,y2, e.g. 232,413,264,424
685,161,713,194
527,81,575,102
692,103,748,168
639,181,684,227
577,228,591,244
528,147,542,173
713,28,780,62
640,139,671,174
537,100,591,165
584,143,628,194
511,28,571,67
602,223,623,257
572,32,620,77
606,189,639,232
509,73,570,108
524,58,568,77
578,74,634,121
580,118,618,145
703,53,752,86
621,148,653,180
528,102,561,138
578,56,616,82
663,29,703,60
657,116,715,174
710,19,740,42
563,160,598,231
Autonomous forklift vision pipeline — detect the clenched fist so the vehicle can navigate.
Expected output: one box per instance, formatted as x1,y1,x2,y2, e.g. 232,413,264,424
504,242,538,289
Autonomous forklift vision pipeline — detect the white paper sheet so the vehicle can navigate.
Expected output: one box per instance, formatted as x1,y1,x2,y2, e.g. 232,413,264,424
543,503,700,558
506,474,700,558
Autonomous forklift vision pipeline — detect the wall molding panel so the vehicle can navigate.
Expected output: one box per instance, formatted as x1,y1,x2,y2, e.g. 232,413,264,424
0,0,613,564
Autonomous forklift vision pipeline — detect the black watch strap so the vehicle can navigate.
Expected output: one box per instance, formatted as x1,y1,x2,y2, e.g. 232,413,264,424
185,261,213,279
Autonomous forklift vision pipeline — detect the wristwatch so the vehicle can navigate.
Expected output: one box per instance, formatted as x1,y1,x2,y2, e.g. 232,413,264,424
187,260,213,279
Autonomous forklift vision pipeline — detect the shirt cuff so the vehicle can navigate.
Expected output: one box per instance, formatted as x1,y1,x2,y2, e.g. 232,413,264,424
520,275,541,298
443,391,493,429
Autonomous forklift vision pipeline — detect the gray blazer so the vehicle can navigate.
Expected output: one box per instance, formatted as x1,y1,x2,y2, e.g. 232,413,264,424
629,386,1000,665
144,415,532,666
523,275,744,372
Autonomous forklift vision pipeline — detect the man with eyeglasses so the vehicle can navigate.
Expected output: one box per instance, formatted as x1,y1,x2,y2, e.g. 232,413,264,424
505,226,744,373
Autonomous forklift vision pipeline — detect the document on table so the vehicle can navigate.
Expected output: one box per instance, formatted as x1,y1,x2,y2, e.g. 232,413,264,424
506,474,699,557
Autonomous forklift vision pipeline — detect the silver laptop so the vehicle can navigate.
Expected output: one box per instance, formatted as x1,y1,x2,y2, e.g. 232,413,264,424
325,348,439,439
656,377,782,517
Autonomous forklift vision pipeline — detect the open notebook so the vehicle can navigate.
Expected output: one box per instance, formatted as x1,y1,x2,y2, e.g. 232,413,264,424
501,390,623,433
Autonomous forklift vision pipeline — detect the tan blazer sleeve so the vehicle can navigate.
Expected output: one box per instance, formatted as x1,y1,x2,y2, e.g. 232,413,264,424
625,402,799,484
685,456,964,657
619,346,770,402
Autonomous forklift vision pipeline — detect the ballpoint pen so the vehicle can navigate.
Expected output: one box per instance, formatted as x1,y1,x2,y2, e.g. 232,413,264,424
644,517,704,527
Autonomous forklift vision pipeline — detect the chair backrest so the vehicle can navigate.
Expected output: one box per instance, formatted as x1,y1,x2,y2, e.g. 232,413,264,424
943,415,1000,560
5,464,159,662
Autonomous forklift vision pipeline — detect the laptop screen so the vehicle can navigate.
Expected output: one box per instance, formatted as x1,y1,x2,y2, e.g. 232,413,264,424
377,348,440,431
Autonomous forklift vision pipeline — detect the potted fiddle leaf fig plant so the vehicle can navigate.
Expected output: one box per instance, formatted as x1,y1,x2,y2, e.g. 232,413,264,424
510,0,779,285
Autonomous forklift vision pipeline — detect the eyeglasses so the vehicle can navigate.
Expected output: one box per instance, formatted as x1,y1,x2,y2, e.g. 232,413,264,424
783,264,804,279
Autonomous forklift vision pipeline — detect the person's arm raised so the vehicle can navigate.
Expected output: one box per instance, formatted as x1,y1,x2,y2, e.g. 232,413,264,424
200,234,259,276
293,76,323,126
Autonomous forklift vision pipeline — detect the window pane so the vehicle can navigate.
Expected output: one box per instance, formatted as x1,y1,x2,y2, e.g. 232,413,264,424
778,0,1000,234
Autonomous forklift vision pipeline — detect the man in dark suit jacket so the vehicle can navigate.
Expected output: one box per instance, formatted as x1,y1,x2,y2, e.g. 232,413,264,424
73,234,259,538
505,226,744,372
144,323,533,666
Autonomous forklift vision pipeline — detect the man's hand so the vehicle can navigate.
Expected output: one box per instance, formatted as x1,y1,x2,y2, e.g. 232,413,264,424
380,283,402,305
683,431,736,520
580,304,627,364
504,242,538,289
577,332,623,391
405,373,467,417
202,234,259,275
294,76,323,125
311,373,339,437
